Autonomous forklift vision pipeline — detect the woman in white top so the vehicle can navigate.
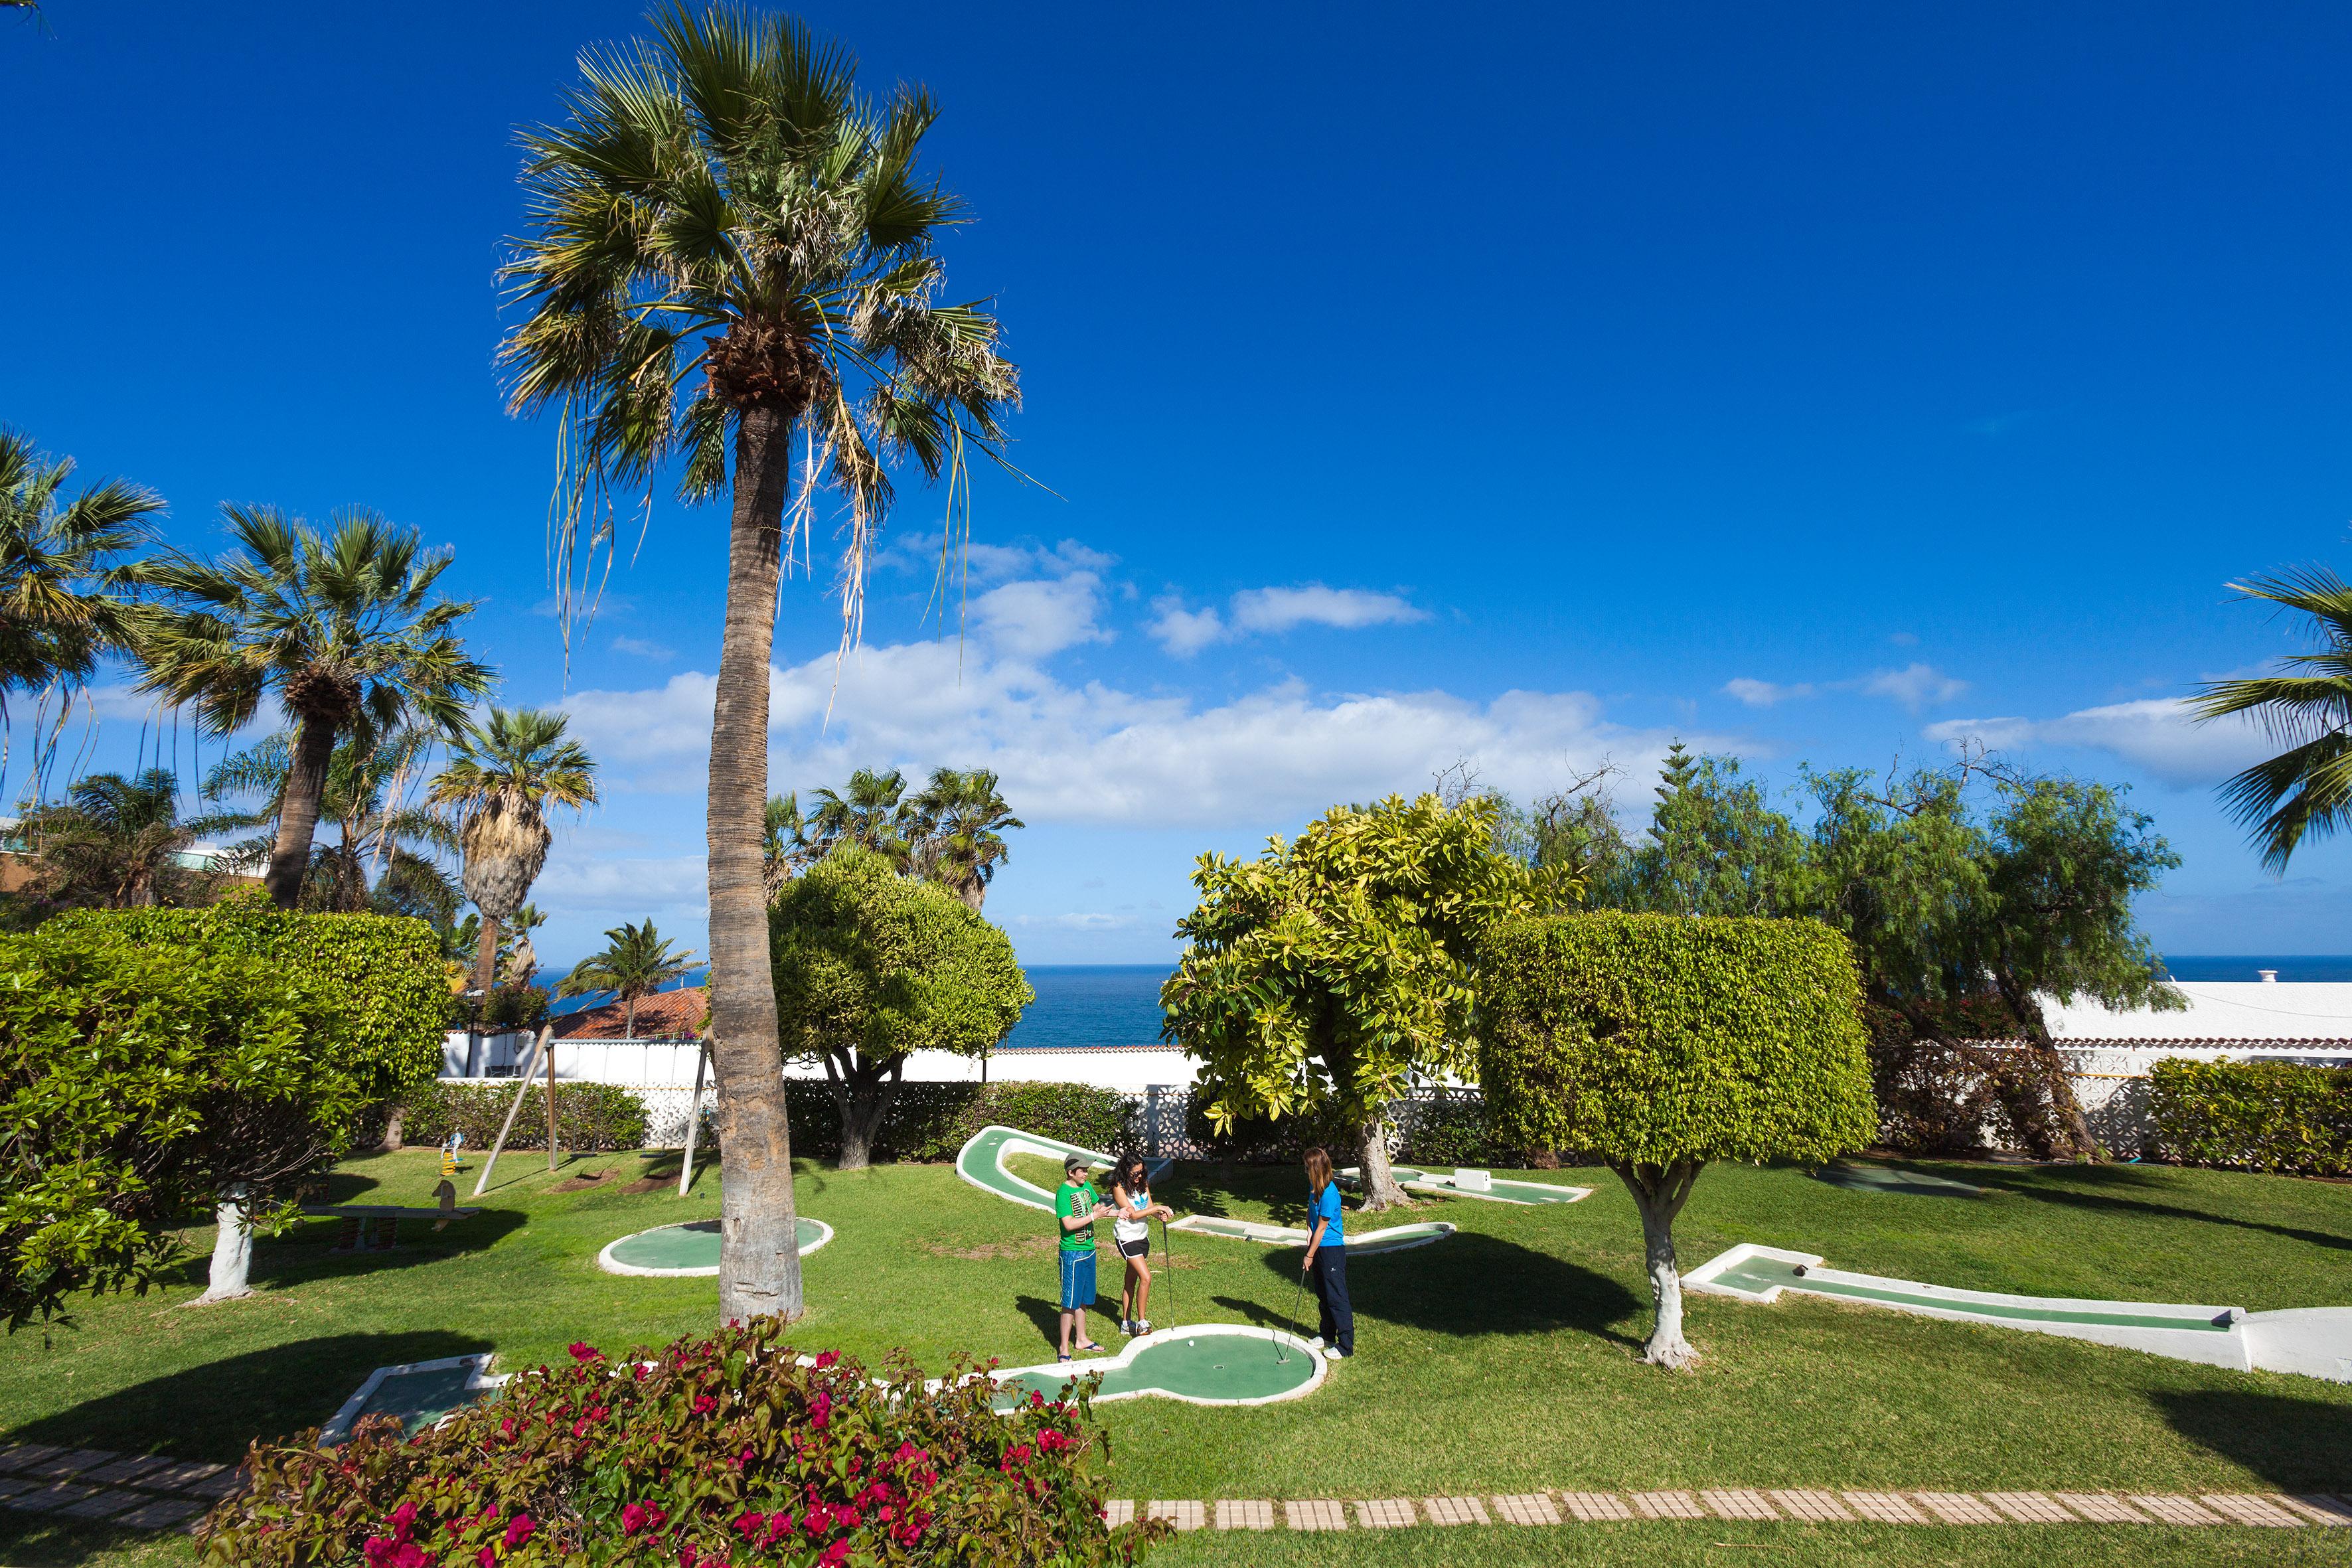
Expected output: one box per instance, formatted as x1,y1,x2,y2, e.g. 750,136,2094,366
1109,1152,1174,1336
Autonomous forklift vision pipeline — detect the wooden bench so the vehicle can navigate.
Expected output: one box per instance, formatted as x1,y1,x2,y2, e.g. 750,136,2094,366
304,1184,480,1252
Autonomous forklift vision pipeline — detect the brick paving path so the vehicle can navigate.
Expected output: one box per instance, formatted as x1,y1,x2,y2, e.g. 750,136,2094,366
1097,1487,2352,1533
7,1439,2346,1539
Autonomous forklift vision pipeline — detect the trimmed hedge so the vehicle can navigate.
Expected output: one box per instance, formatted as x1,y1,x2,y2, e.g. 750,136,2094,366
781,1080,1135,1162
403,1080,649,1152
2148,1058,2352,1176
1477,911,1877,1168
46,896,445,1105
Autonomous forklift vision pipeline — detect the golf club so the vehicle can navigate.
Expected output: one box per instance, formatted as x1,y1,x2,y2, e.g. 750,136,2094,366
1275,1263,1310,1364
1156,1215,1176,1322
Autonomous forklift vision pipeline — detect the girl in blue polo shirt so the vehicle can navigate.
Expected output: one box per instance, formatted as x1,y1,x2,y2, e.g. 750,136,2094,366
1300,1146,1352,1358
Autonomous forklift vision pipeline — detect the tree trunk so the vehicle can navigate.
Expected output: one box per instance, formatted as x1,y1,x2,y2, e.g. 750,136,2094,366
1354,1107,1409,1210
826,1051,902,1172
625,994,639,1038
474,913,502,1000
263,714,337,907
1996,975,2097,1160
1614,1160,1703,1369
707,403,802,1326
196,1184,254,1302
961,881,984,913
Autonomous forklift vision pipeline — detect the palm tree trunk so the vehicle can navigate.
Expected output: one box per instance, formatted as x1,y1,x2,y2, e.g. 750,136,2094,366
624,993,639,1038
707,404,803,1325
264,714,337,907
474,913,502,999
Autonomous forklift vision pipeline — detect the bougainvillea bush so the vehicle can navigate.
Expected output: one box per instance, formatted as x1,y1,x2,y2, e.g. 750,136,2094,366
199,1320,1156,1567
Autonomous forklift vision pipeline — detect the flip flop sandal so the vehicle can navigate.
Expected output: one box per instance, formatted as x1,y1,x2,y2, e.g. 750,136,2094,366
1076,1342,1107,1353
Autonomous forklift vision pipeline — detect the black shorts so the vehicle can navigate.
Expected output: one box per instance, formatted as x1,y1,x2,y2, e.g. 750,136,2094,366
1116,1235,1151,1260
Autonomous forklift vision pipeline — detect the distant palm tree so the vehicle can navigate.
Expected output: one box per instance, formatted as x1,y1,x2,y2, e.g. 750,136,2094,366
428,708,598,995
808,767,915,866
13,768,241,907
909,766,1022,910
502,5,1018,1325
2192,568,2352,869
0,430,161,789
560,919,698,1038
763,791,819,898
204,724,459,917
134,505,491,908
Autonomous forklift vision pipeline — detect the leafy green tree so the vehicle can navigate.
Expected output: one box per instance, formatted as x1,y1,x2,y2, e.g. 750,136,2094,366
909,766,1022,909
428,708,598,995
1163,793,1541,1208
1480,913,1876,1368
1624,753,1814,917
134,506,491,909
2191,568,2352,869
770,851,1028,1168
503,5,1018,1324
560,919,698,1038
11,768,242,909
0,430,160,790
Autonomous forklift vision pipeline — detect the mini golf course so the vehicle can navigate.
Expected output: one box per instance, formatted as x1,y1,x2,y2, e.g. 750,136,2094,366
955,1125,1459,1254
988,1324,1324,1411
1688,1242,2352,1382
319,1353,506,1445
598,1216,835,1277
1385,1165,1595,1204
1806,1161,1983,1197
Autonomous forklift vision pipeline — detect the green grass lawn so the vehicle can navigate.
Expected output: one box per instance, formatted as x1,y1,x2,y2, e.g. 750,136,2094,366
4,1145,2350,1567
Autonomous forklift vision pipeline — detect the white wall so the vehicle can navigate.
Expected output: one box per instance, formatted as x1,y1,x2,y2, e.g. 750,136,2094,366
441,1036,1197,1093
2046,981,2352,1044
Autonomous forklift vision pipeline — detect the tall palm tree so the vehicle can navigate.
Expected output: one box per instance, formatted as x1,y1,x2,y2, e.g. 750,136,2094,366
428,707,599,996
2192,568,2352,869
559,919,698,1037
204,724,459,916
763,791,819,896
12,768,240,908
0,430,161,791
502,5,1017,1323
133,505,491,909
807,766,915,865
909,765,1020,910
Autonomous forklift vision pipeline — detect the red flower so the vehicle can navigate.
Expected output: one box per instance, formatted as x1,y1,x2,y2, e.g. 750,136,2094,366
388,1502,420,1541
620,1501,666,1535
476,1549,495,1568
678,1548,700,1568
813,1351,839,1370
568,1342,602,1362
731,1512,764,1541
807,1390,831,1430
818,1542,850,1568
692,1394,717,1415
504,1516,535,1549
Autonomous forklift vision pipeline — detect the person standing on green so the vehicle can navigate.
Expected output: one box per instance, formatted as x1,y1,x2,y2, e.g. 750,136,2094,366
1055,1154,1109,1361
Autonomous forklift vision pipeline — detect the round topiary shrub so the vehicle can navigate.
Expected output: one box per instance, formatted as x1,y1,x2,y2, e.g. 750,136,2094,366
198,1320,1155,1567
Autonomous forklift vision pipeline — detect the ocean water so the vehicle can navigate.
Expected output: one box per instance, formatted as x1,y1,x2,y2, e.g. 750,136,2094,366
1004,965,1172,1050
2161,955,2352,982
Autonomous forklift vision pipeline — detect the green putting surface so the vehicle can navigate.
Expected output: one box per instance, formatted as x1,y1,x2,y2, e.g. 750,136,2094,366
1389,1167,1591,1204
1710,1254,2233,1332
957,1125,1108,1212
991,1334,1319,1409
1808,1161,1982,1196
604,1217,828,1272
352,1364,489,1433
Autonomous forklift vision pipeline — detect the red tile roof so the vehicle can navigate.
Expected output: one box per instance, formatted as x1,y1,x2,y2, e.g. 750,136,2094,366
554,986,708,1040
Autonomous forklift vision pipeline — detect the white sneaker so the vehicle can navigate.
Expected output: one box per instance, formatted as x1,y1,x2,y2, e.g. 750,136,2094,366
1308,1336,1326,1350
1324,1348,1349,1360
1118,1320,1134,1336
1133,1319,1151,1336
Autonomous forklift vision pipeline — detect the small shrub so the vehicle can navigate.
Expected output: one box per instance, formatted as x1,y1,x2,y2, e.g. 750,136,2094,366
1181,1095,1358,1165
1393,1097,1515,1167
200,1318,1158,1567
448,982,554,1032
403,1080,649,1152
778,1081,1135,1163
2148,1058,2352,1175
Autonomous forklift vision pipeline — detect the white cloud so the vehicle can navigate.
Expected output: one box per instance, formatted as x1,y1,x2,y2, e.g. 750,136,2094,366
974,572,1109,659
612,636,676,661
532,852,708,914
1861,663,1970,710
1925,697,2270,788
563,637,1685,830
1002,911,1140,931
1148,583,1426,655
1723,677,1816,708
1229,585,1427,635
1146,596,1227,657
1719,663,1968,712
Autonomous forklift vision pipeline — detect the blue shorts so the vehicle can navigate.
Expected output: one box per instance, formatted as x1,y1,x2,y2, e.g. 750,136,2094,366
1058,1247,1097,1309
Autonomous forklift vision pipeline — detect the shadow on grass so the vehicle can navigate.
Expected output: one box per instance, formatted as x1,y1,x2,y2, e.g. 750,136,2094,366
0,1510,181,1568
1157,1163,1310,1229
1013,1294,1130,1355
246,1208,530,1284
1242,1231,1644,1350
1963,1166,2352,1252
2152,1388,2352,1490
4,1330,493,1463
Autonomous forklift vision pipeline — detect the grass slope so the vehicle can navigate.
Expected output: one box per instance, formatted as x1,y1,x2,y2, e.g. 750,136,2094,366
3,1148,2349,1567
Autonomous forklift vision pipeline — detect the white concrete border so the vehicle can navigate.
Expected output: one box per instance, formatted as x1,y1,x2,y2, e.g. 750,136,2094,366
988,1323,1328,1409
597,1217,834,1277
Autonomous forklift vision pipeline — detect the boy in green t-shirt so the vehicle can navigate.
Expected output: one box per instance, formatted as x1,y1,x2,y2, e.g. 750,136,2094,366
1054,1154,1108,1360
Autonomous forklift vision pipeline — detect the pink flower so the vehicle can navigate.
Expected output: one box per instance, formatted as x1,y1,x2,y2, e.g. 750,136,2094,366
477,1549,495,1568
568,1342,601,1362
499,1418,516,1441
819,1542,850,1568
620,1501,666,1536
730,1512,764,1541
813,1351,839,1370
807,1390,831,1430
678,1548,700,1568
504,1516,535,1549
388,1502,420,1541
692,1394,717,1415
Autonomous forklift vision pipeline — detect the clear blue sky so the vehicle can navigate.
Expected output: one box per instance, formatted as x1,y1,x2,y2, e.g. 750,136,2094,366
7,1,2351,965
